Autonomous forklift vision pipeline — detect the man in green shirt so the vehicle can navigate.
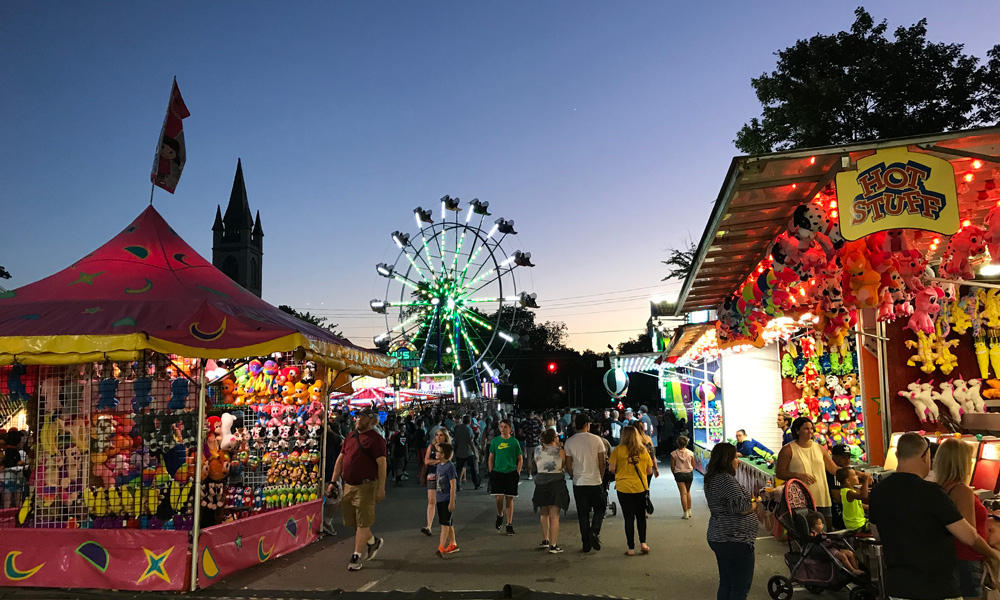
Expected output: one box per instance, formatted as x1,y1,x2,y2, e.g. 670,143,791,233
488,419,523,535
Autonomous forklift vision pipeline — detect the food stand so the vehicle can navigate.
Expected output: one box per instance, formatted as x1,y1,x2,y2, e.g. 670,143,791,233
0,206,398,592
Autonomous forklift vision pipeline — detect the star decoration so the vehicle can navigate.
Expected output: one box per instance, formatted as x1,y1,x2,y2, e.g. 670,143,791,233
70,271,105,286
83,307,102,315
137,547,173,584
234,534,243,550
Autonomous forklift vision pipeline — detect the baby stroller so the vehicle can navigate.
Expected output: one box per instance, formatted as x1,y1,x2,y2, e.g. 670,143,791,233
767,479,878,600
602,469,617,517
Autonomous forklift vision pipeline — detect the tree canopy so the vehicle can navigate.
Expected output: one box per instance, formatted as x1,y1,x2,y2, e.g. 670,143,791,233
0,265,10,280
618,331,653,355
277,305,342,336
662,241,697,281
735,7,1000,154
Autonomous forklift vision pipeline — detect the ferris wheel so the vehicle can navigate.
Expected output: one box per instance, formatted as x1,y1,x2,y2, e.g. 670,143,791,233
370,195,537,396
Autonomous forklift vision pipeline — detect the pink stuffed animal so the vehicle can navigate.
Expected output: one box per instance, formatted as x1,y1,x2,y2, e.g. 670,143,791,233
941,225,987,280
897,249,928,291
907,286,944,335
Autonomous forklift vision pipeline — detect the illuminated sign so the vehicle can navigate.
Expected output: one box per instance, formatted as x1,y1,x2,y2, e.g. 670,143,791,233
417,373,454,395
836,146,958,241
388,339,421,368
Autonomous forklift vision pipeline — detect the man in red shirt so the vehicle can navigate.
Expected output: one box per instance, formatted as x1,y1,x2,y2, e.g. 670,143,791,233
330,408,388,571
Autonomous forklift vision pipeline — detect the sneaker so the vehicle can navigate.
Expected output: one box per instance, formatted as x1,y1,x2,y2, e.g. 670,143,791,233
538,539,550,549
421,527,432,536
682,513,691,520
548,545,563,554
528,474,533,480
590,533,601,551
365,537,383,561
457,485,463,492
506,524,515,536
436,546,446,559
347,553,362,571
322,523,337,536
495,515,504,531
444,543,460,554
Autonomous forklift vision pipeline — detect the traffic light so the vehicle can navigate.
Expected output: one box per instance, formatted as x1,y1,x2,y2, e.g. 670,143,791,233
547,362,557,374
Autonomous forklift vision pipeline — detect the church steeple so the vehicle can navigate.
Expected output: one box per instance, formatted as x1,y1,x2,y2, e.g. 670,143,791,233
223,158,253,235
213,159,263,297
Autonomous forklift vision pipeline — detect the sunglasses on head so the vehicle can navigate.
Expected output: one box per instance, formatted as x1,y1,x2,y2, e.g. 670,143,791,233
921,437,932,458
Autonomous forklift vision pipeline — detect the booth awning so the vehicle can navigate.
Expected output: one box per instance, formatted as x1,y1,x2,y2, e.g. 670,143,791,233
0,206,399,377
676,126,1000,314
664,323,714,361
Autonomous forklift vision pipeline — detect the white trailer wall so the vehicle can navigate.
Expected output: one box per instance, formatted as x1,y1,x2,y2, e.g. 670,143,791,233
720,344,783,454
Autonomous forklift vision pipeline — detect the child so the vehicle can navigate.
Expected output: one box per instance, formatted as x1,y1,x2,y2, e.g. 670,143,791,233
807,511,865,575
670,436,695,519
836,467,870,531
435,442,459,557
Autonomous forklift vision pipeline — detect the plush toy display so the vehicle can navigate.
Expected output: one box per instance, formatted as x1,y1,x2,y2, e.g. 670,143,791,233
908,286,945,335
931,381,964,422
940,225,987,280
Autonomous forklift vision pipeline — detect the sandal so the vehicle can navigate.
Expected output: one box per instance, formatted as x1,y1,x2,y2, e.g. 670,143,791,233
640,544,650,554
624,549,635,556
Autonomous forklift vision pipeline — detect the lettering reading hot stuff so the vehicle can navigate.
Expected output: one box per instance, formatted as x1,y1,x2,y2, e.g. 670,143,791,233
850,160,946,225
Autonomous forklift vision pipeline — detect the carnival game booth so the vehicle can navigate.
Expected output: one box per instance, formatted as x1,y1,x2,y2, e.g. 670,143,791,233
0,206,397,592
676,126,1000,468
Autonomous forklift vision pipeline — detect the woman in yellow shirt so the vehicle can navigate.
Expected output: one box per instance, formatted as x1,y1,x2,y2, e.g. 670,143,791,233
609,426,654,555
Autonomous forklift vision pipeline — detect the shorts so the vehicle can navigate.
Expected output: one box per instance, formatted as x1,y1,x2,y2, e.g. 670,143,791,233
426,473,437,490
437,500,454,526
956,558,983,598
341,480,377,528
490,470,519,497
673,471,693,484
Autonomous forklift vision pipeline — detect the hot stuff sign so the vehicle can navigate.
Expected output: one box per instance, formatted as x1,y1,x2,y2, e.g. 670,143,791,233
836,146,958,241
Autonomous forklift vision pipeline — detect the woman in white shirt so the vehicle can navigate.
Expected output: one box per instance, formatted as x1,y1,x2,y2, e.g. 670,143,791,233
670,435,695,519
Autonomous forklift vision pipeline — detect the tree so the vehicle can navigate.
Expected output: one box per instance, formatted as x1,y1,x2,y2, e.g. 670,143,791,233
278,305,342,336
617,331,653,355
662,241,696,281
735,7,1000,154
0,265,9,280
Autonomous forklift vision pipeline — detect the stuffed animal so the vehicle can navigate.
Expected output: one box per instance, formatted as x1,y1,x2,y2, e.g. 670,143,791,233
953,379,974,414
934,319,960,375
991,337,1000,382
980,289,1000,329
219,412,238,452
898,381,935,424
940,225,987,280
908,286,945,335
841,243,881,309
932,381,965,422
131,377,154,413
976,338,991,379
168,378,189,410
905,331,938,374
834,395,853,421
839,373,860,396
967,379,987,412
949,295,973,335
818,396,835,423
897,249,928,292
781,353,796,378
825,374,847,397
219,378,237,406
97,377,120,410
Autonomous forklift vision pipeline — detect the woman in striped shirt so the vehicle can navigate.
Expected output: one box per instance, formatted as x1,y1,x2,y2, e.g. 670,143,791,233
704,442,758,600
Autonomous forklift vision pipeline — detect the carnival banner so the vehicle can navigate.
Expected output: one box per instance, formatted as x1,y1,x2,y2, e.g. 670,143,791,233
196,500,320,588
836,146,959,241
150,77,191,194
0,528,189,591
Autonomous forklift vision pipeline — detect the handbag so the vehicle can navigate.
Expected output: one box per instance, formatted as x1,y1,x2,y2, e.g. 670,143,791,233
632,457,654,515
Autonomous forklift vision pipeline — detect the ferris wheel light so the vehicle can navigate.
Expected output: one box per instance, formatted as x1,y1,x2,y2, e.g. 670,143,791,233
415,213,423,229
376,263,394,277
374,333,390,342
391,231,410,248
498,331,514,343
500,256,516,267
504,296,519,302
484,362,496,377
486,224,499,239
447,298,455,309
460,379,468,395
430,298,441,306
466,208,474,222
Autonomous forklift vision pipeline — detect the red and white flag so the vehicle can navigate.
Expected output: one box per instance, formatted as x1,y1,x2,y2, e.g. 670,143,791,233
150,77,190,194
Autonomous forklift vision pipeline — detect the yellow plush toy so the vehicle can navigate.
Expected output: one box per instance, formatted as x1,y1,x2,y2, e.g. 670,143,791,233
935,318,959,375
979,289,1000,329
906,331,938,374
949,297,972,335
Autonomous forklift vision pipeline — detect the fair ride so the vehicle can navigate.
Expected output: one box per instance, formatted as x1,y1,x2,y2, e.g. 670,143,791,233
370,195,537,398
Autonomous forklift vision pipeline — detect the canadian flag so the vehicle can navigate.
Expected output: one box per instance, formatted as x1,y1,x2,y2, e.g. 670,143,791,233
150,78,190,194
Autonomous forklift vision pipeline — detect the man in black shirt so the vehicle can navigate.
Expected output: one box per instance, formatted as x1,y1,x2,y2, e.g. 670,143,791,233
870,432,998,600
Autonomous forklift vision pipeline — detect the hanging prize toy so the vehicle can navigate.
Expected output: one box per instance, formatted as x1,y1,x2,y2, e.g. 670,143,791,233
781,351,796,378
934,317,959,375
905,331,938,374
991,333,1000,380
949,294,973,335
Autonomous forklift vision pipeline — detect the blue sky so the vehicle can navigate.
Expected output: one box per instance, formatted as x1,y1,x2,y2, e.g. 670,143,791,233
2,1,997,351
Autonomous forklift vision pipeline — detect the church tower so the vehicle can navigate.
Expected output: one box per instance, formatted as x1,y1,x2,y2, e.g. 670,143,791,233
213,158,263,297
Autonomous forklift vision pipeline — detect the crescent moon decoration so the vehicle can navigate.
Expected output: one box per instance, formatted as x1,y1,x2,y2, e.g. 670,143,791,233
124,278,154,294
124,246,149,259
4,551,45,581
257,538,274,563
190,317,227,341
196,285,230,299
173,253,190,266
201,547,220,579
112,317,138,327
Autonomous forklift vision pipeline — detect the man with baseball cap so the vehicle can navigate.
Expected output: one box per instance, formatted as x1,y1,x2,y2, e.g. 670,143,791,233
330,408,387,571
828,444,853,530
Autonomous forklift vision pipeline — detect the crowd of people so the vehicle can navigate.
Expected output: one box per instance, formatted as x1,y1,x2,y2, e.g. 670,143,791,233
322,403,691,570
326,403,1000,600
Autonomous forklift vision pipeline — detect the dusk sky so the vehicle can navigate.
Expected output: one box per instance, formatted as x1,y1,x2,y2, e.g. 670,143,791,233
2,2,997,352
